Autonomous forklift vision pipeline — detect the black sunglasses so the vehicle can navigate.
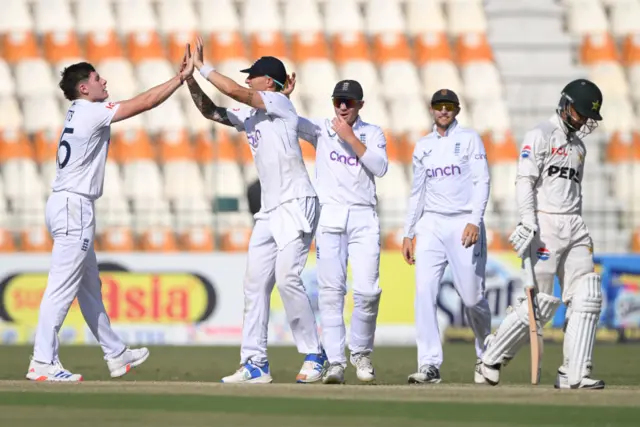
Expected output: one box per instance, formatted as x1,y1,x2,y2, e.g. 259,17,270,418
332,98,360,108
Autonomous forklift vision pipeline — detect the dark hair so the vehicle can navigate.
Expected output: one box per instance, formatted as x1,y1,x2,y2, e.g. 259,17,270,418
59,62,96,101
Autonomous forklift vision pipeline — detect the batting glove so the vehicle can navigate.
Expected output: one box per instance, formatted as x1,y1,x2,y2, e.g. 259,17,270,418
508,222,538,258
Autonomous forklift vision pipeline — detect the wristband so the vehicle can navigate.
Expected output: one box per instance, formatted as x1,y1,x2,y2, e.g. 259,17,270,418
199,65,215,79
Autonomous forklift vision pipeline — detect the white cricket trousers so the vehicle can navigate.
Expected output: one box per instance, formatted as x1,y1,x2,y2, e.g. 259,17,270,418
316,206,381,366
414,212,491,369
240,197,322,366
33,191,126,364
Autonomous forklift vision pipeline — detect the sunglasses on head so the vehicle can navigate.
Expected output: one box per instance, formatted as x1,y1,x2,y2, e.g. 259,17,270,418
431,102,457,112
332,98,359,109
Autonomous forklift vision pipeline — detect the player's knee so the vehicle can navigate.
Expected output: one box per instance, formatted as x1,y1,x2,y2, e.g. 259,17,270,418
511,292,561,325
352,291,381,322
570,273,602,315
459,289,483,308
533,271,556,295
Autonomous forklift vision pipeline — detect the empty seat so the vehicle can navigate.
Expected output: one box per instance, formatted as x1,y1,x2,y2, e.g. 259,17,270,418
338,61,381,98
0,0,39,64
0,60,16,98
22,96,62,134
114,0,157,35
143,98,186,134
610,0,640,38
406,0,446,36
446,0,488,36
306,98,337,122
2,159,43,202
588,62,628,98
461,62,503,103
122,161,164,201
390,97,429,135
298,60,339,100
76,0,116,35
567,1,609,36
580,33,619,65
455,33,494,65
470,99,511,133
34,0,74,34
490,162,517,205
15,59,56,99
365,0,406,36
325,0,364,36
420,61,465,99
0,97,24,130
0,129,33,163
283,0,323,36
158,0,198,62
164,161,206,202
197,0,241,34
203,142,245,202
242,0,282,34
380,61,423,100
599,95,634,133
97,59,138,101
415,32,453,65
0,0,33,34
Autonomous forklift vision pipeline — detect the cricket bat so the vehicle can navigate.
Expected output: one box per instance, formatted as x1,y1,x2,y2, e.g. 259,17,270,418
523,254,543,385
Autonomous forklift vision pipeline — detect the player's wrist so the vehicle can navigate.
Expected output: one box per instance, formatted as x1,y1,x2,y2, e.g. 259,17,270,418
199,64,215,79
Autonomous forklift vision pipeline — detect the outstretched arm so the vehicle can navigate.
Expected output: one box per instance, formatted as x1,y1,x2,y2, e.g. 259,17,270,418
185,76,233,126
112,44,194,123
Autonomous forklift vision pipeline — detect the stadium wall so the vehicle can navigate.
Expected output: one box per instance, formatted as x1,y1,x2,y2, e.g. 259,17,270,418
0,251,638,345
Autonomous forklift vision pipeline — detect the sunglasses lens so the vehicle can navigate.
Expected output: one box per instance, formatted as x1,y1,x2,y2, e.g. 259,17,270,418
333,98,356,108
433,103,456,112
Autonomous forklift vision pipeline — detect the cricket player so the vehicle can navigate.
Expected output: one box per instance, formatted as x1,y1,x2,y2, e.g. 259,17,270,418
480,79,605,390
402,89,492,384
288,78,388,384
187,37,326,383
27,46,195,381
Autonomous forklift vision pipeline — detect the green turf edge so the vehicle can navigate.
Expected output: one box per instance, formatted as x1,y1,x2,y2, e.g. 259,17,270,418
0,391,637,426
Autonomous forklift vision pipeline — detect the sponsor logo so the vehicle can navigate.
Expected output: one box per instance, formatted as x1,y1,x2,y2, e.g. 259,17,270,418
247,129,262,148
548,165,580,183
105,102,116,110
426,164,461,178
330,150,359,166
536,247,551,261
474,154,486,160
521,145,532,158
81,238,89,252
551,147,569,157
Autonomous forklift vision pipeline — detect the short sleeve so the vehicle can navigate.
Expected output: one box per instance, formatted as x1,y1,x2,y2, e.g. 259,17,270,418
91,101,120,129
297,117,322,148
226,106,252,131
258,91,296,119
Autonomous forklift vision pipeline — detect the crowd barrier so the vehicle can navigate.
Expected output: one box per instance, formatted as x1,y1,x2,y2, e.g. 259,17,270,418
0,251,638,345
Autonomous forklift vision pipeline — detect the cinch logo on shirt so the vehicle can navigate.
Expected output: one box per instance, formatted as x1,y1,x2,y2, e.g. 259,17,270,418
330,151,359,166
426,164,461,178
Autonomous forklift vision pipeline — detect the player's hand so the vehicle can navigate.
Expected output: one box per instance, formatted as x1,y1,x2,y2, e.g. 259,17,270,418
178,44,195,80
509,222,538,258
282,72,296,97
402,237,415,265
195,35,205,69
461,223,480,248
331,115,355,141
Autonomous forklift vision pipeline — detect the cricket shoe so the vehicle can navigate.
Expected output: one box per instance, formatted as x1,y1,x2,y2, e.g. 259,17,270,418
221,361,273,384
296,352,328,383
107,347,150,378
554,367,604,390
322,363,345,384
350,353,376,383
408,365,441,384
26,359,83,382
474,358,487,384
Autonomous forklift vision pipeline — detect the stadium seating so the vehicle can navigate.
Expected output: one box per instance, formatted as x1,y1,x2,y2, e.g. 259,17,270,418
0,0,638,252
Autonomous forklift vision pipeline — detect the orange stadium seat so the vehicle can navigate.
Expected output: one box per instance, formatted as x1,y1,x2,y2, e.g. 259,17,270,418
0,228,16,252
138,229,179,252
383,228,406,251
372,33,412,64
168,31,196,63
43,31,82,64
220,227,252,252
208,32,247,63
482,130,518,165
86,31,124,63
632,228,640,253
20,227,52,252
486,228,509,251
249,32,288,61
622,34,640,66
127,31,165,64
292,33,329,63
33,128,60,164
415,32,453,65
580,33,619,65
179,228,216,252
194,130,216,164
97,228,136,252
606,131,640,163
2,31,40,64
158,129,194,163
332,33,371,64
454,33,493,65
0,129,34,161
110,129,155,164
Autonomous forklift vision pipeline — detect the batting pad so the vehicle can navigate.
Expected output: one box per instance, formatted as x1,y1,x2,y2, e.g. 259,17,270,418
482,292,560,366
566,273,602,386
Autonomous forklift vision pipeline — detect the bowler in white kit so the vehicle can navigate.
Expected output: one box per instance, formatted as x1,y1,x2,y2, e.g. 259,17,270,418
293,79,388,384
480,79,606,389
27,46,195,381
188,37,326,383
403,89,492,384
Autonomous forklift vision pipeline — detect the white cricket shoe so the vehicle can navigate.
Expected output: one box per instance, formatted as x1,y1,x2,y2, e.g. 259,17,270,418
474,358,487,384
322,363,345,384
408,365,441,384
221,361,273,384
107,347,150,378
296,352,328,383
26,359,83,382
554,367,605,390
350,353,376,383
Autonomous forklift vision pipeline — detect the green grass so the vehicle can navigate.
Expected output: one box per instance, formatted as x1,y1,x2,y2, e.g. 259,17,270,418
0,344,638,427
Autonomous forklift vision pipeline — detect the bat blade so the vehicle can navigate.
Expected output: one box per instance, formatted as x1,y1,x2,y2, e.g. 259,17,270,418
523,255,543,385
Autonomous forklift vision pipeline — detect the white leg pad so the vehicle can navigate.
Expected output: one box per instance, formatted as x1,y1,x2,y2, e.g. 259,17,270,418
566,273,602,387
482,292,560,366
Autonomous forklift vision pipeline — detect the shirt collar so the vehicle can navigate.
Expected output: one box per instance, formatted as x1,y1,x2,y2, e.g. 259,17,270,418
352,116,364,131
432,119,458,138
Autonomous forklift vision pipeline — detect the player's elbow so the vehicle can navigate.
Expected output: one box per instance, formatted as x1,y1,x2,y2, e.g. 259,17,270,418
374,161,388,178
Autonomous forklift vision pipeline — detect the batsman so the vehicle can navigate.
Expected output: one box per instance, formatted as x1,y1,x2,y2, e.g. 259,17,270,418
480,79,605,390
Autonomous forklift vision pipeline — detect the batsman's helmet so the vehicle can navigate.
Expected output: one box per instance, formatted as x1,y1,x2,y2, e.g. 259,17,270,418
557,79,603,138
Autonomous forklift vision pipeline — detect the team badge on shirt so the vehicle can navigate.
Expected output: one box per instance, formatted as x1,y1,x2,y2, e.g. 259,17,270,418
521,145,532,158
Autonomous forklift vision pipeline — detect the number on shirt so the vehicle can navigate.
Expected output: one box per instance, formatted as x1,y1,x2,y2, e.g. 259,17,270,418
57,127,73,169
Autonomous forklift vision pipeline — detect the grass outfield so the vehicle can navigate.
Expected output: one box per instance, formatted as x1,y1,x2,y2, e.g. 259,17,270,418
0,344,638,426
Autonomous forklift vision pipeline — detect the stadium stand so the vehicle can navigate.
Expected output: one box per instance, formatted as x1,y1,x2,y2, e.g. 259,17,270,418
0,0,638,252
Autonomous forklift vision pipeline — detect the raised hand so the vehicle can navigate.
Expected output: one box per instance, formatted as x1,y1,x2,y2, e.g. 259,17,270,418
179,44,195,80
282,72,296,97
195,36,205,69
331,115,355,141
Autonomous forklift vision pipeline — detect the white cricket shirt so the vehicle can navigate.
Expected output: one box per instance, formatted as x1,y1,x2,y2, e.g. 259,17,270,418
227,91,316,213
404,120,491,238
515,115,586,226
50,99,120,200
297,116,388,207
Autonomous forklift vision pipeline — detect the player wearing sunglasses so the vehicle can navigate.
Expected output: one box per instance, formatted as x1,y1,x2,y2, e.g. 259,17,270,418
284,78,388,384
403,89,492,384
